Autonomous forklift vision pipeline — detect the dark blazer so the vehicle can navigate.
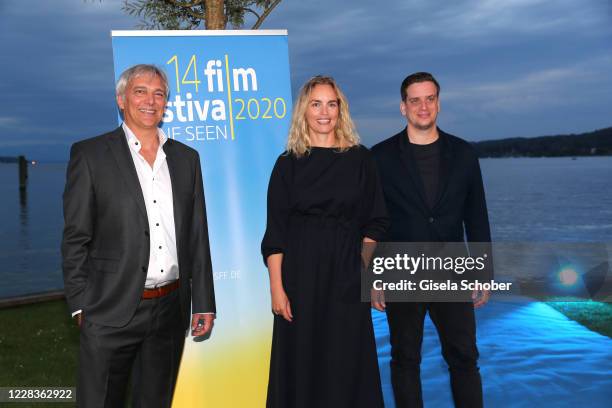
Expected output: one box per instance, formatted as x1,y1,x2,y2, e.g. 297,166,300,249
371,128,491,244
62,126,215,329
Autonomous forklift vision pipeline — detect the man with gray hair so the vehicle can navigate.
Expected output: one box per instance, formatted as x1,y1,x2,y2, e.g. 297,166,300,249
62,64,216,407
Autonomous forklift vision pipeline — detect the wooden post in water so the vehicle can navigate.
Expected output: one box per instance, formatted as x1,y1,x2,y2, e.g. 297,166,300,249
18,155,28,190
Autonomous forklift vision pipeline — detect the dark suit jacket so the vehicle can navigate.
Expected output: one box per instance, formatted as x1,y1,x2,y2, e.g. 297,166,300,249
62,126,215,329
371,128,491,244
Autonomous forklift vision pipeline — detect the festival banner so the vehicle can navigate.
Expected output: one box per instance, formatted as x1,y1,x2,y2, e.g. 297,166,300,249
111,30,291,407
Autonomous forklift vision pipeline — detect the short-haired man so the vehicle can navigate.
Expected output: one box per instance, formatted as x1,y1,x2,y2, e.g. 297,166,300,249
62,64,216,407
372,72,491,407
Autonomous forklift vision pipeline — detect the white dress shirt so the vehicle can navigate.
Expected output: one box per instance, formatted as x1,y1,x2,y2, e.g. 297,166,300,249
123,123,179,289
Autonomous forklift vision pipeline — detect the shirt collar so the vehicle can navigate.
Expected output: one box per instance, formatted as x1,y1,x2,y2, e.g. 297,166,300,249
122,123,168,155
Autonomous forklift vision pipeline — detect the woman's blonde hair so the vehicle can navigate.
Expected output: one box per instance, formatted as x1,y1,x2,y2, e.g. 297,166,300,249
286,76,359,157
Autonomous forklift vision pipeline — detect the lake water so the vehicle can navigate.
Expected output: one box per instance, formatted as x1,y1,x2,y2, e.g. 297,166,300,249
1,157,611,298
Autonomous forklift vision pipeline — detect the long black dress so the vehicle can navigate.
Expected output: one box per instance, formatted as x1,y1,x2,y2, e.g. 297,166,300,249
261,145,388,408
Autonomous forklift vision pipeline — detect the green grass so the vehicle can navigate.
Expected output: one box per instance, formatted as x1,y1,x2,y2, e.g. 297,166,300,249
0,300,78,407
545,298,612,338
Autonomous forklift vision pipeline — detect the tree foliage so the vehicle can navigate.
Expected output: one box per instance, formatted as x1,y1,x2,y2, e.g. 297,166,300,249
122,0,282,30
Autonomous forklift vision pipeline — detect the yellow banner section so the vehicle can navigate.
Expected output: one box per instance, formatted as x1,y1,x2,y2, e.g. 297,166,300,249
173,331,272,407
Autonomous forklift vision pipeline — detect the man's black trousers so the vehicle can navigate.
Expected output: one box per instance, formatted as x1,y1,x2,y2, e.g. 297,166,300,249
386,302,483,408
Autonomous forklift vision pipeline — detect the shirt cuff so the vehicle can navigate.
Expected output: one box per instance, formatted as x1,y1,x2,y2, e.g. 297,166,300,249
71,310,82,317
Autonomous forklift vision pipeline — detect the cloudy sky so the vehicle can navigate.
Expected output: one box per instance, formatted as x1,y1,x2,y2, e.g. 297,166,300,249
1,0,611,160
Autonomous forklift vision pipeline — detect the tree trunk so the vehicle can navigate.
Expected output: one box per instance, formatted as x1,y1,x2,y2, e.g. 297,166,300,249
205,0,226,29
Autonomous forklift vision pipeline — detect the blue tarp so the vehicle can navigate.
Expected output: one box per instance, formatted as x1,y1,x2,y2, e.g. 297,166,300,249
374,300,612,407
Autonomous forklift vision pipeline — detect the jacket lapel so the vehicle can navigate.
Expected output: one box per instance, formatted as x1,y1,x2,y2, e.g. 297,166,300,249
163,139,183,243
106,127,148,220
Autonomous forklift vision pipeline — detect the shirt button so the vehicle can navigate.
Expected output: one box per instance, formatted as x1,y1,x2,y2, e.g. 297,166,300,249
156,223,160,226
153,200,157,203
158,246,162,249
135,142,139,146
161,269,164,273
428,217,435,223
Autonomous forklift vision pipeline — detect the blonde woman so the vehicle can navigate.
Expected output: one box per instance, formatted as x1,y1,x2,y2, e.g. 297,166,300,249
261,76,388,407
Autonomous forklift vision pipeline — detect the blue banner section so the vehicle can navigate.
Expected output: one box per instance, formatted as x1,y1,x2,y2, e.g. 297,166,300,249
112,30,291,328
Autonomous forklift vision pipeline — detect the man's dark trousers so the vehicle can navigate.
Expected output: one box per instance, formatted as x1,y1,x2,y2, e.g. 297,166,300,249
78,290,184,408
386,302,481,408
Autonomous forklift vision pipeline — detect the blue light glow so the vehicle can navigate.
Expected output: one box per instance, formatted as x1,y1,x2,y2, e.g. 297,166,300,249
558,267,579,287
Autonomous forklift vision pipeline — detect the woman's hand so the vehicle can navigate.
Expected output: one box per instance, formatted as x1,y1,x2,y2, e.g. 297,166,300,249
371,288,386,312
271,285,293,322
267,253,293,322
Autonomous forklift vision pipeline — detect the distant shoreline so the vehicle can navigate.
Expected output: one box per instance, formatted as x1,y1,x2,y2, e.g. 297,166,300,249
472,126,612,158
0,160,67,165
478,154,612,159
2,156,612,165
4,126,611,162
